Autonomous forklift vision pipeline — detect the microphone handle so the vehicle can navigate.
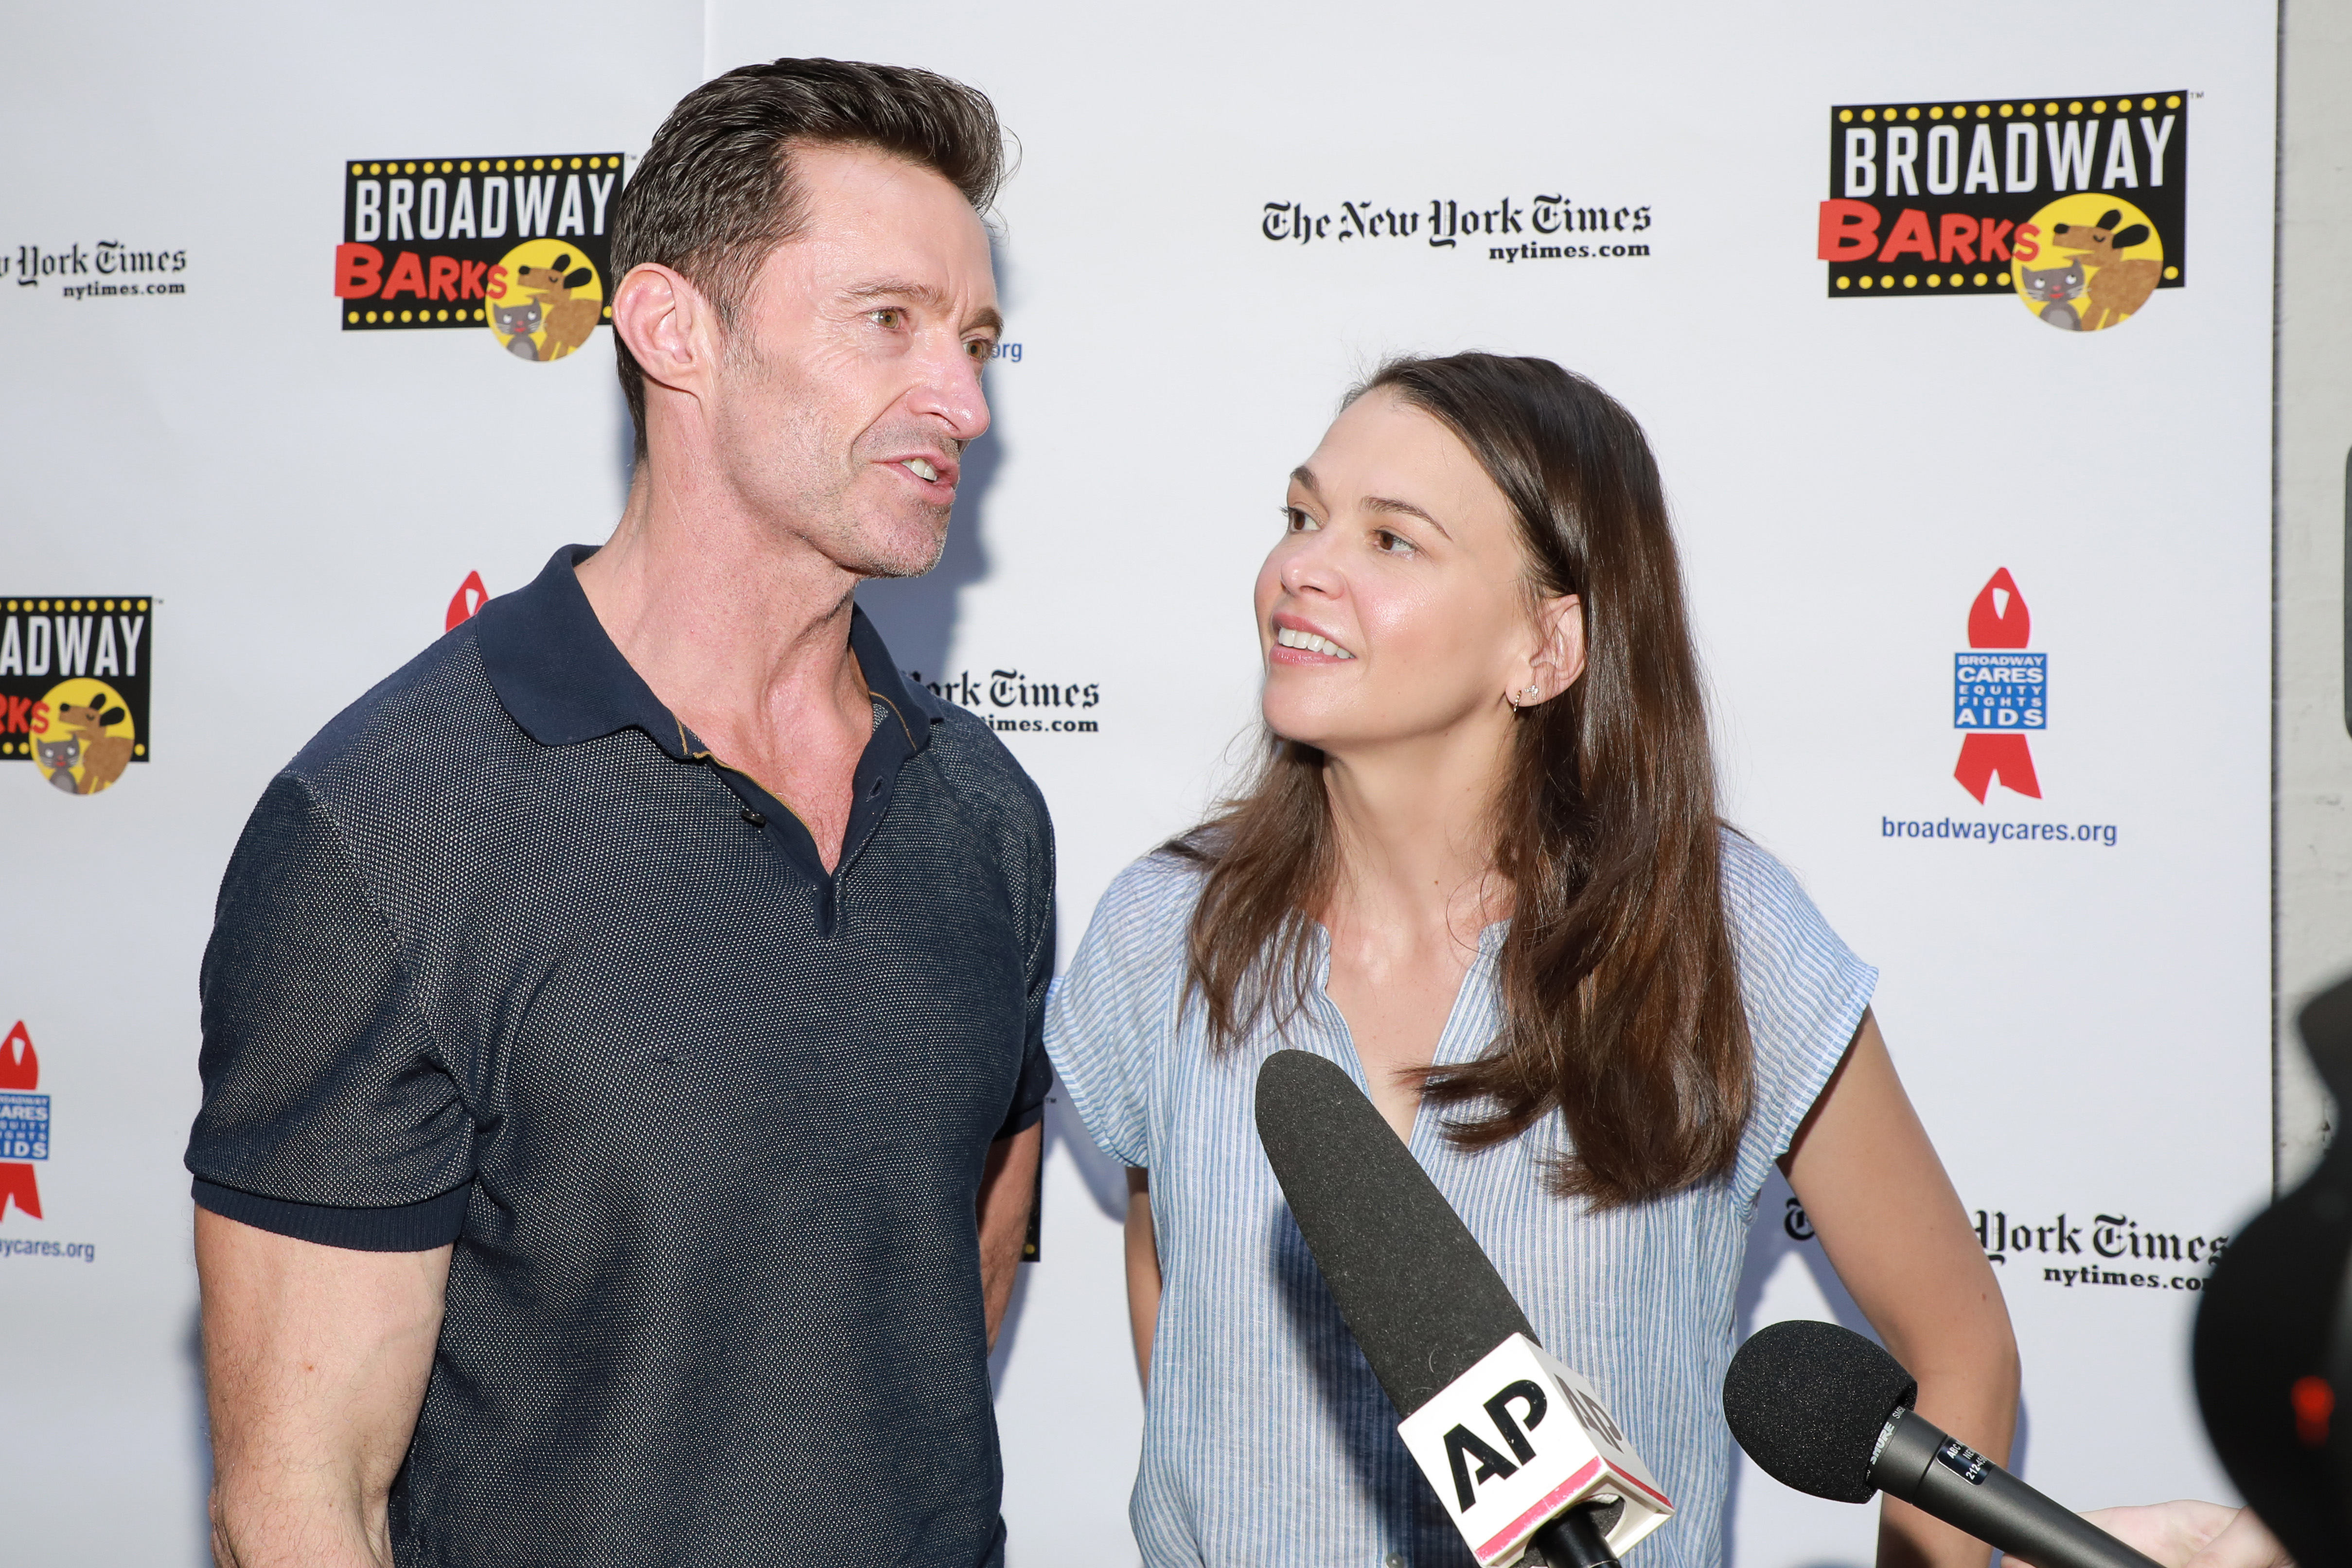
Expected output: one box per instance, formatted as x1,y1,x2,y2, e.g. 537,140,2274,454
1527,1502,1620,1568
1871,1410,2163,1568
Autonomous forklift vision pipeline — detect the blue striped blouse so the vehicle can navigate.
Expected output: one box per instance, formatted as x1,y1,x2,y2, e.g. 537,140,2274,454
1044,831,1876,1568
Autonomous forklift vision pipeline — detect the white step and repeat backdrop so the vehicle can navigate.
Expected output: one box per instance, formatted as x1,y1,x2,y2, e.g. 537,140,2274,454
0,3,2274,1564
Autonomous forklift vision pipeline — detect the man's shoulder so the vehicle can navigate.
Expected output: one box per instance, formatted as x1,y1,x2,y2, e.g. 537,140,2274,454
282,621,511,810
919,702,1052,839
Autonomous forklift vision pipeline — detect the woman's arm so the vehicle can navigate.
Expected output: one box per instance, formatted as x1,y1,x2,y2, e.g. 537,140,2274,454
1126,1166,1161,1388
1784,1010,2022,1568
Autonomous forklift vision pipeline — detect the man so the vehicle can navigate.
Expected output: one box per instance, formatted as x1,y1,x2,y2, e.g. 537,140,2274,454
187,59,1048,1568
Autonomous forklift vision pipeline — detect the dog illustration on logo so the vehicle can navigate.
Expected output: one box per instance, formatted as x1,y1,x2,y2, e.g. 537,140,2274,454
516,254,600,361
2052,209,2163,332
57,694,132,794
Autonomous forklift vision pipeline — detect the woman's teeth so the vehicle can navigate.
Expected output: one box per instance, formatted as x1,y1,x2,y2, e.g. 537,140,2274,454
1274,626,1355,659
902,458,940,482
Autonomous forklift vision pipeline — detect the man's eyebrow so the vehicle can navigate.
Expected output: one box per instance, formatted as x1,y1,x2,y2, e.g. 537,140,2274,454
846,278,1002,336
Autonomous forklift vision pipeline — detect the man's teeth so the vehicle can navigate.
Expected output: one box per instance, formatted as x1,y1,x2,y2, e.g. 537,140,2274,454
1274,626,1355,659
903,458,939,482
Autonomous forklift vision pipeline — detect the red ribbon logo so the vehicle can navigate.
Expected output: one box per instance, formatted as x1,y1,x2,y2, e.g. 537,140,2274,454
445,570,489,632
0,1021,42,1222
1953,568,2042,803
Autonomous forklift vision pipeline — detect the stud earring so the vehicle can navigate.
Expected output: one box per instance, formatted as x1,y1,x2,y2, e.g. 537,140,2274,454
1509,684,1541,709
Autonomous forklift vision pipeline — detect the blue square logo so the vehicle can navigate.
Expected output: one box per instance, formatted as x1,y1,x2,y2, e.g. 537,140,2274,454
1955,652,2047,731
0,1093,50,1161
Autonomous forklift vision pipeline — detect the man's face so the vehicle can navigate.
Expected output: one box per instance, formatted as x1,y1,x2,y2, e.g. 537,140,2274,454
706,141,1000,579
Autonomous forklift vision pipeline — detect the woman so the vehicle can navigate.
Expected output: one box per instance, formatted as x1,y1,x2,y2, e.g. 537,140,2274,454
1045,352,2015,1568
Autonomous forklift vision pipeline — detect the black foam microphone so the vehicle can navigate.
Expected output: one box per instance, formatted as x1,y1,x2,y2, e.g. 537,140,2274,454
1256,1049,1673,1568
1724,1320,2160,1568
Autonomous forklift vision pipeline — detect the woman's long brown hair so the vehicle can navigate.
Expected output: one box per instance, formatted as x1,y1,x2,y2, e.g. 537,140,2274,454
1171,352,1750,1208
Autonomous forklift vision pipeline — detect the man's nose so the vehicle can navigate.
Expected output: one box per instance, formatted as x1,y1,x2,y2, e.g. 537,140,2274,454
910,335,990,443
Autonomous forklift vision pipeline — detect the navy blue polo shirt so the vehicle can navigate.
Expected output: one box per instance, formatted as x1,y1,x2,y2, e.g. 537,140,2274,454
187,545,1053,1568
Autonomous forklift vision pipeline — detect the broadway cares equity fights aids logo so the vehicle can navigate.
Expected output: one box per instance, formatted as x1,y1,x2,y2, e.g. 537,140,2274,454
336,154,624,361
1819,92,2187,332
0,597,152,796
1953,568,2042,801
0,1022,49,1224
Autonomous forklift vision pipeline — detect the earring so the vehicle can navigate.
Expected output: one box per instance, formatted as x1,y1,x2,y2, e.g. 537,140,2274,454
1509,684,1541,709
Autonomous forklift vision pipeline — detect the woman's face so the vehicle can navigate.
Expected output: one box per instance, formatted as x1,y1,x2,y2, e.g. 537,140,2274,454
1256,389,1576,757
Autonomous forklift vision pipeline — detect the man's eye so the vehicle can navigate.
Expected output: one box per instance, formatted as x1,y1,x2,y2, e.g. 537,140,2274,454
968,339,994,361
870,308,903,329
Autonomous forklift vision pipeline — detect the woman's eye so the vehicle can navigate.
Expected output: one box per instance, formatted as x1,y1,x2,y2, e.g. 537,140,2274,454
1374,529,1416,556
1282,506,1318,532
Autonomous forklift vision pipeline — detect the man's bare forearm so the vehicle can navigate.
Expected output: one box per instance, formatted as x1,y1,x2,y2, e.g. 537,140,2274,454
977,1123,1042,1349
197,1207,450,1568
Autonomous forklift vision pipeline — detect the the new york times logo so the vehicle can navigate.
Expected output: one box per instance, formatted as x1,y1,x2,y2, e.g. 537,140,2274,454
1262,195,1654,264
4,241,189,300
910,667,1102,735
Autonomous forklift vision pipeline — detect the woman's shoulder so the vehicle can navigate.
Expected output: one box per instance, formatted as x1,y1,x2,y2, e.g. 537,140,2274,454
1088,844,1211,941
1059,844,1210,999
1713,826,1874,1004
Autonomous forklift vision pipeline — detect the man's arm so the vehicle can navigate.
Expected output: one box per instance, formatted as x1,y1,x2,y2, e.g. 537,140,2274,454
196,1207,451,1568
976,1123,1042,1351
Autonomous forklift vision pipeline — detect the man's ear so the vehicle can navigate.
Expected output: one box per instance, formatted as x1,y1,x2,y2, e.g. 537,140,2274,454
610,262,714,400
1525,593,1587,701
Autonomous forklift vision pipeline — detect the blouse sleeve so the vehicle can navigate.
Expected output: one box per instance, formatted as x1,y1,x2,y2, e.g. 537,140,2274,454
1043,852,1203,1169
1722,831,1879,1209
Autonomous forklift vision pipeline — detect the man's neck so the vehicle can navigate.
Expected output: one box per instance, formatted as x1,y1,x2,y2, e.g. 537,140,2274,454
575,461,877,867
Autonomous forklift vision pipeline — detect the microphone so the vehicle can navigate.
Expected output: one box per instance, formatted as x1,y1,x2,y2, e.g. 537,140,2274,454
1254,1048,1673,1567
1724,1319,2160,1568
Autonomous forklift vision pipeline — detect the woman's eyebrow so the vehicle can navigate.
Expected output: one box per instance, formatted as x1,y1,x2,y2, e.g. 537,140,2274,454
1363,494,1451,540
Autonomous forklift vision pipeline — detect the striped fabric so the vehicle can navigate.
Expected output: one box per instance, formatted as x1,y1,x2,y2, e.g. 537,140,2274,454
1045,831,1876,1568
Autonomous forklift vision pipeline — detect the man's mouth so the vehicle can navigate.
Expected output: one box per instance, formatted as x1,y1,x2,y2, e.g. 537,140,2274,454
901,457,940,483
1273,626,1355,660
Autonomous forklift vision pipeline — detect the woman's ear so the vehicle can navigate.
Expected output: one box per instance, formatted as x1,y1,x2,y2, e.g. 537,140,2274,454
1523,594,1586,703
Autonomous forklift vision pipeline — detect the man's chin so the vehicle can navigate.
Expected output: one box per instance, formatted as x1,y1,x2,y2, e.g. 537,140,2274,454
840,514,951,581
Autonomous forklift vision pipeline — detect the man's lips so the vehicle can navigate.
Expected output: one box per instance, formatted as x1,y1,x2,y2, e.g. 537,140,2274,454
883,454,959,494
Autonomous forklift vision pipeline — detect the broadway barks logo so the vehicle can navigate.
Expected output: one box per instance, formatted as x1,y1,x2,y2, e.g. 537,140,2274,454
336,154,624,362
0,597,152,796
1953,569,2042,802
0,1022,47,1223
1819,92,2186,332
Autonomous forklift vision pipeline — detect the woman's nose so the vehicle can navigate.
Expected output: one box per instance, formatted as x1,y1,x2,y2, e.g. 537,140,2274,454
1280,534,1341,598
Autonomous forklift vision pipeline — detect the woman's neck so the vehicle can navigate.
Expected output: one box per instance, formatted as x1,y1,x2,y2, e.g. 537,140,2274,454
1320,729,1512,943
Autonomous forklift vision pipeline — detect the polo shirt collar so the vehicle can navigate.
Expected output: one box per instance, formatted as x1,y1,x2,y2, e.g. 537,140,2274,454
477,544,943,760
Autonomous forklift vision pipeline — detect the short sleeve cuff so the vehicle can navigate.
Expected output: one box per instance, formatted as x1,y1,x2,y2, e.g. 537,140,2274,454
193,1177,468,1252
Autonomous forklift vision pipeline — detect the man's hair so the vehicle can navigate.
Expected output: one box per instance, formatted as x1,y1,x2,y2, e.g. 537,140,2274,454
609,58,1007,457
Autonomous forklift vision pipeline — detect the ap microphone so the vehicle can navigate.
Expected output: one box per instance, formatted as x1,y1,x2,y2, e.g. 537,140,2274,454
1254,1048,1673,1567
1724,1319,2159,1568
